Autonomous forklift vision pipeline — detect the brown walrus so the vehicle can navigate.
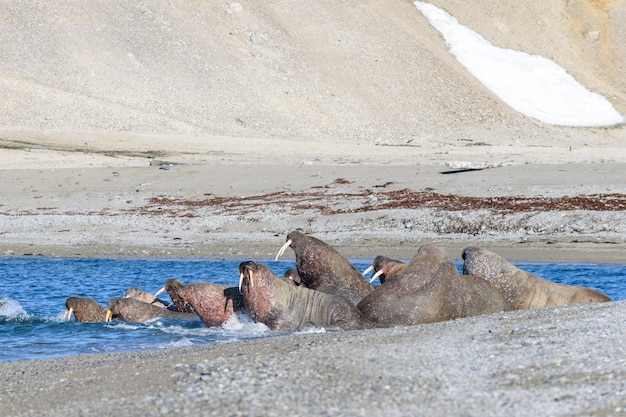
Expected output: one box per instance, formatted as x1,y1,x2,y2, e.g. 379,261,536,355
124,287,169,308
176,282,244,328
462,247,611,309
238,261,365,332
106,297,197,323
283,269,305,286
275,231,374,305
154,278,195,314
362,255,408,284
64,297,110,323
357,245,511,327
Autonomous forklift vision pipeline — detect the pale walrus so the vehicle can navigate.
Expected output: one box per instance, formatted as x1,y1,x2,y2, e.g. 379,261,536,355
124,287,169,308
106,297,197,323
176,282,244,328
238,261,365,332
357,245,511,327
64,297,110,323
275,231,374,305
462,247,611,309
154,278,196,314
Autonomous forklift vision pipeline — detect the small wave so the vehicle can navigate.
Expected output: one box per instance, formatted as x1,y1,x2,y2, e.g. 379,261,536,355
104,322,141,330
0,297,30,321
296,326,327,335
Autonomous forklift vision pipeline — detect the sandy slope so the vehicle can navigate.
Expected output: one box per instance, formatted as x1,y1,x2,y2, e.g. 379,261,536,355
0,0,624,145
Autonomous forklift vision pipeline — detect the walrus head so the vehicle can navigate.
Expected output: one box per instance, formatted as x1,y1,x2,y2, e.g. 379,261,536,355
239,261,260,292
362,256,407,284
65,296,110,323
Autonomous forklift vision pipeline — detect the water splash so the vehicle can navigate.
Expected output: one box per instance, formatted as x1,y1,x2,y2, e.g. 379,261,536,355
0,297,30,322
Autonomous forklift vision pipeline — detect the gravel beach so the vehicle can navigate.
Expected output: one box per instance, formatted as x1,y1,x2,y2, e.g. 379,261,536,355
1,301,624,417
1,1,625,416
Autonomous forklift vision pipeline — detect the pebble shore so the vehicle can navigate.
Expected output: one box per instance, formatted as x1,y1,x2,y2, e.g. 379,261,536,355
1,301,624,416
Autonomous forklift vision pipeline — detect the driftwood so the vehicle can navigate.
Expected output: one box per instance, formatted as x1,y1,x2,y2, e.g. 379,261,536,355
444,161,503,171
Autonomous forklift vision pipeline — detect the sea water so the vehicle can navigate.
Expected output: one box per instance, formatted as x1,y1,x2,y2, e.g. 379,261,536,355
1,257,624,363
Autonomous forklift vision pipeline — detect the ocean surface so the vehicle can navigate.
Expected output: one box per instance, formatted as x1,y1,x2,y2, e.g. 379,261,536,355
1,257,624,363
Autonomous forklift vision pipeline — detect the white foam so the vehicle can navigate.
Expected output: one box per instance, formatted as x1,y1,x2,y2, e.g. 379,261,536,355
414,1,625,127
0,297,29,320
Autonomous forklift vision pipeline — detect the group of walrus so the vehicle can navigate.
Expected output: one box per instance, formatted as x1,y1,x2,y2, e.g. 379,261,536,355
64,230,611,331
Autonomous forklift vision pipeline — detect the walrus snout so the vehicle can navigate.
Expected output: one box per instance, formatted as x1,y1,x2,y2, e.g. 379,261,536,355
238,261,259,292
461,247,482,275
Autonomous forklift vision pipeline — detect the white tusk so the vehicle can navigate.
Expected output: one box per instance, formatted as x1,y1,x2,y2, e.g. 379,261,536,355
238,272,253,292
275,239,293,261
105,310,113,322
362,265,374,276
64,307,73,320
154,287,166,297
369,270,384,284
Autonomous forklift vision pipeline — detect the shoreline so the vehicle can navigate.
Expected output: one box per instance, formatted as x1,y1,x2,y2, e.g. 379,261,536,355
2,157,626,265
2,300,624,416
2,239,626,264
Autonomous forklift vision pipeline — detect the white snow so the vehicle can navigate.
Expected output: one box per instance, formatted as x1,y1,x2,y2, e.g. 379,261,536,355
414,1,625,127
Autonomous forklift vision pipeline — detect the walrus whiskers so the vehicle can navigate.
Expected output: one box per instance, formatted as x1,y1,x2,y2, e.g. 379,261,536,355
275,239,293,261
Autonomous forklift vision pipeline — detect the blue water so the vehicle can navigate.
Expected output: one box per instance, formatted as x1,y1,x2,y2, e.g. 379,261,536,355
1,257,624,363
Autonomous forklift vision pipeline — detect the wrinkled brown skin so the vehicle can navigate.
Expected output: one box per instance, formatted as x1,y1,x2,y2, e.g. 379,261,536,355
161,279,196,313
176,282,243,327
357,245,511,327
124,287,168,308
462,247,611,309
65,297,110,323
107,297,197,323
370,255,408,284
372,255,514,316
282,231,374,305
239,261,365,332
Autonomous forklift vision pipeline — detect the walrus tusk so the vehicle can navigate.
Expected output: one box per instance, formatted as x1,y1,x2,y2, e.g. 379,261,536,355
64,308,73,320
362,265,374,276
154,287,166,297
275,239,293,261
238,272,253,292
369,270,384,284
105,310,113,322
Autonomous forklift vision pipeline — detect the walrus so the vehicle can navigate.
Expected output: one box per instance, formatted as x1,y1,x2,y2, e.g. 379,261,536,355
357,245,511,327
238,261,365,331
124,287,169,308
275,231,374,305
462,247,611,309
154,278,195,313
106,297,197,323
283,269,305,286
362,255,408,284
176,282,244,327
64,297,110,323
